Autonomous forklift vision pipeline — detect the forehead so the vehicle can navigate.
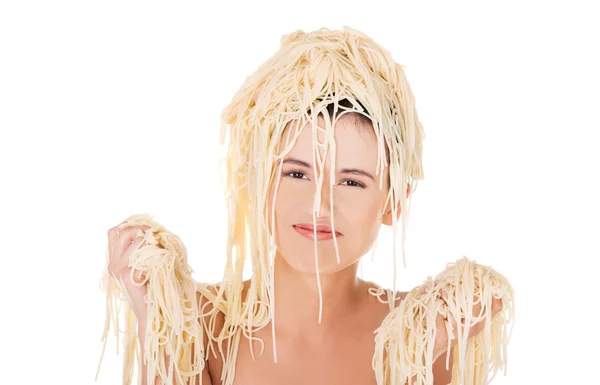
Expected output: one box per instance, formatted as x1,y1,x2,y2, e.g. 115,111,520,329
279,114,378,161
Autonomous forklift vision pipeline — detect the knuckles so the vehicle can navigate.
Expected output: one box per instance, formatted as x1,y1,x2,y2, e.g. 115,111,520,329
107,226,120,238
106,224,153,278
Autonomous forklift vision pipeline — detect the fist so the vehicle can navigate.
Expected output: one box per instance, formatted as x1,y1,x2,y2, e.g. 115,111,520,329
418,281,504,361
106,224,152,319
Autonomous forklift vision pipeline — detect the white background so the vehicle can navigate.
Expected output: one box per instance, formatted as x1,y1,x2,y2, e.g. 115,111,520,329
1,1,598,384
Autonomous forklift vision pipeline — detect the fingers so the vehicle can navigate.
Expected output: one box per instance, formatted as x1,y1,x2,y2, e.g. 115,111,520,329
107,227,119,263
122,236,144,260
123,237,146,284
106,224,151,279
132,269,148,285
110,225,150,257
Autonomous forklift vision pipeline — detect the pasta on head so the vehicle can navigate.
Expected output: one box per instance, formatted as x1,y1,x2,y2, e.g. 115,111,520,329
212,25,424,385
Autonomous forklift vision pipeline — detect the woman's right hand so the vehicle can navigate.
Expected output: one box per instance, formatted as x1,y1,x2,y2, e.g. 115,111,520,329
107,224,152,321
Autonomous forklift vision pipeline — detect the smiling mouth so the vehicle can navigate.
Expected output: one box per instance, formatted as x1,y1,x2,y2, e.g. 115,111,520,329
292,224,342,241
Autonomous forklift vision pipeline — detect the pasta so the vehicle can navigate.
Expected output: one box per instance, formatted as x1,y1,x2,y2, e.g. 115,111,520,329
372,257,515,385
97,26,515,385
96,213,206,385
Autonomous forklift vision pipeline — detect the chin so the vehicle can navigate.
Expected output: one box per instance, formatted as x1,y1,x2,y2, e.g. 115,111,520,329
277,248,359,275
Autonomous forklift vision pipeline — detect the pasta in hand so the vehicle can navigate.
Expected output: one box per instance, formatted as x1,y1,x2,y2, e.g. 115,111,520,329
96,213,206,385
373,257,514,385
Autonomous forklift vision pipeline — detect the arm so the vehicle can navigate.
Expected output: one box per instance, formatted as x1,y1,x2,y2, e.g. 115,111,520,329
136,318,158,385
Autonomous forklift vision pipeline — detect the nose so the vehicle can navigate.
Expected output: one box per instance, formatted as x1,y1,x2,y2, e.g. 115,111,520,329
313,174,333,218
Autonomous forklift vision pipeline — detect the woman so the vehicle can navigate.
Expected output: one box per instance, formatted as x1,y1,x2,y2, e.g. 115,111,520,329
106,27,503,385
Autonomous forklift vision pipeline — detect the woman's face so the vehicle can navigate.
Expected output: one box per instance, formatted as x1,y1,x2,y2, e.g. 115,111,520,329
267,114,400,274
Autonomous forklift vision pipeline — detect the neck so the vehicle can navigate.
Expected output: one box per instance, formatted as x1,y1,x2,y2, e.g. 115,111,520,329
271,250,366,340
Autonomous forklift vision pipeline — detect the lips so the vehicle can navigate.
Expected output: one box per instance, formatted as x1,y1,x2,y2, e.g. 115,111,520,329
293,224,342,240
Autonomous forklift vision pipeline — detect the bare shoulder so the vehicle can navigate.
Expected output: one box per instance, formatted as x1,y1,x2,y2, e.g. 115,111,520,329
361,280,409,309
432,349,454,385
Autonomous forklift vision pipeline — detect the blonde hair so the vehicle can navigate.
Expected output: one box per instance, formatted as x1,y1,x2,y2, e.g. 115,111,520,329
197,26,425,385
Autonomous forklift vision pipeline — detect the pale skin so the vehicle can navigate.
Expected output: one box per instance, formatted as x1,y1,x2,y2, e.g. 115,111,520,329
107,114,502,385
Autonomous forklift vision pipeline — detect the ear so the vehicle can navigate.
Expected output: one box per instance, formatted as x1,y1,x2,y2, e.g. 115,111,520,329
382,184,411,226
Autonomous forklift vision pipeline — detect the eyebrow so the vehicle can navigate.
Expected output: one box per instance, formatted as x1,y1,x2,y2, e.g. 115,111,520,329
282,158,311,168
282,157,375,181
340,168,375,181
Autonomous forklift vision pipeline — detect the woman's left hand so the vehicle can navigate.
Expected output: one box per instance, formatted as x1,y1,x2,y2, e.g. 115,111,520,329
417,281,504,361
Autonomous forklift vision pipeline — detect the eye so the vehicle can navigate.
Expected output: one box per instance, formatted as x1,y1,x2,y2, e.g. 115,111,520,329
340,179,366,188
283,169,309,180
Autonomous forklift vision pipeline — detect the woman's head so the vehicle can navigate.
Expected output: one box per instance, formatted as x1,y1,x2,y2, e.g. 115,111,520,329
267,99,411,274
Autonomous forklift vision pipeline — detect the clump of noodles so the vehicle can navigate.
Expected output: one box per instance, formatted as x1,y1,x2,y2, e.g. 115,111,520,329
373,257,515,385
209,26,425,385
95,213,206,385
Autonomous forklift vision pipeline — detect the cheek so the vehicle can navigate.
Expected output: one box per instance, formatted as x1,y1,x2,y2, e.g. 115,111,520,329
275,180,314,212
269,180,313,236
343,192,384,246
